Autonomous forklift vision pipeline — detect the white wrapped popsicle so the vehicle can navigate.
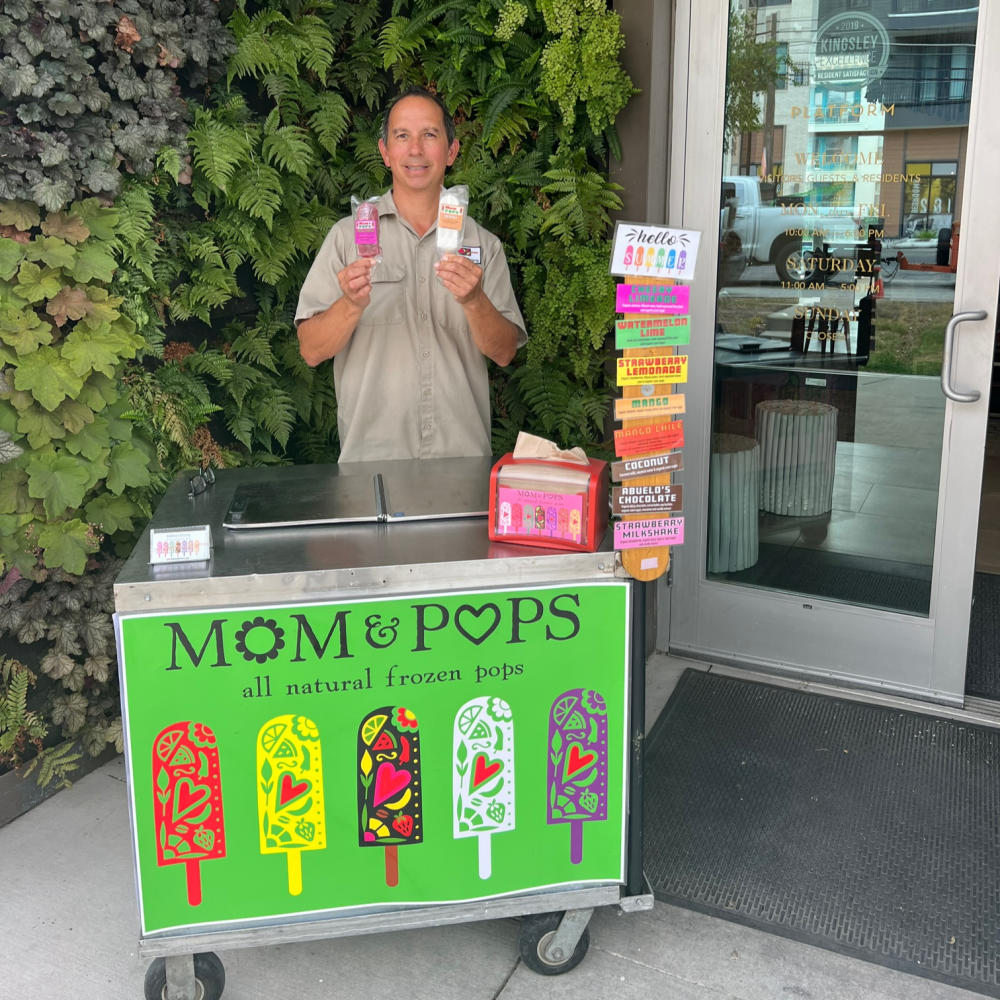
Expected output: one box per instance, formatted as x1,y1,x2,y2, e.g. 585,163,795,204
453,696,515,879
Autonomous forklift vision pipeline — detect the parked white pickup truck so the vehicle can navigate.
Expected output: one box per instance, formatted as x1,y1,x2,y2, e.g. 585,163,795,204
722,175,871,284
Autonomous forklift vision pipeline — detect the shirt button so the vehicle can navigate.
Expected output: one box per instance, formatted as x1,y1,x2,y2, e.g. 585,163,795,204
419,276,426,284
422,423,432,434
419,311,427,321
422,351,430,359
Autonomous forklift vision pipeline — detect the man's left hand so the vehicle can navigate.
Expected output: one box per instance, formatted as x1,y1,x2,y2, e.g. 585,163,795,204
434,253,484,306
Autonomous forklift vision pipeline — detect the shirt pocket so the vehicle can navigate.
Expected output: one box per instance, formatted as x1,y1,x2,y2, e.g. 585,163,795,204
366,263,406,326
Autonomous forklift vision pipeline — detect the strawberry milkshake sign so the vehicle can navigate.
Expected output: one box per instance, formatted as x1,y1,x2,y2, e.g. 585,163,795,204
610,222,701,281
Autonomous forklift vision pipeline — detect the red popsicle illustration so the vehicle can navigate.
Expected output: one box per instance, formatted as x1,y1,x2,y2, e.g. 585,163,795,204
453,696,515,879
152,721,226,906
547,689,608,864
358,706,422,888
257,714,326,896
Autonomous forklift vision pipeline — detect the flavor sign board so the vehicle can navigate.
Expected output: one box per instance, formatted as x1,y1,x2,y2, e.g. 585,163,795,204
609,221,701,281
116,582,630,936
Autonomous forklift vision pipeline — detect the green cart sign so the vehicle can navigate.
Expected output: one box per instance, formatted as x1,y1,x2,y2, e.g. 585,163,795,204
116,582,631,935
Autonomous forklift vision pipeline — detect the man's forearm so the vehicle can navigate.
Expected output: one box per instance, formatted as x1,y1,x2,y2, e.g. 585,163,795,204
461,294,520,366
297,297,365,367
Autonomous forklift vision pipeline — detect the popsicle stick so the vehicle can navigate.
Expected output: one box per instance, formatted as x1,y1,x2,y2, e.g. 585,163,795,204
618,276,680,580
384,845,399,887
570,820,584,865
478,832,492,880
185,860,202,907
287,849,303,896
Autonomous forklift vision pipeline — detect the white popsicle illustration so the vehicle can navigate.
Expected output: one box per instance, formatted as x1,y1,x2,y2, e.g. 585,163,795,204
453,696,515,879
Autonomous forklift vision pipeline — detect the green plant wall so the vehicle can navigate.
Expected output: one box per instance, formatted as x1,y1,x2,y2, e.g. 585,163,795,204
0,0,636,784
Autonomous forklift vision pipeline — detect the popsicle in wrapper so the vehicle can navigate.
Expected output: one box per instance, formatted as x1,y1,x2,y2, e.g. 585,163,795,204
453,696,515,879
152,721,226,906
257,714,326,896
358,706,422,888
546,689,608,864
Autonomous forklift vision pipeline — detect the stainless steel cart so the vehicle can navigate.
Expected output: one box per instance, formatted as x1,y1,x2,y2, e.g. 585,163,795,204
114,459,652,1000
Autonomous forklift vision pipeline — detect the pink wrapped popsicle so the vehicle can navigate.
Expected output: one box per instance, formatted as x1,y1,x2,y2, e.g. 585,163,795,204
453,696,515,879
152,721,226,906
257,714,326,896
358,706,422,888
546,689,608,864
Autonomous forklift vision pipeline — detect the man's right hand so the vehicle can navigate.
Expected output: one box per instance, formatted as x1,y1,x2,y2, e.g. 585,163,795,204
297,257,376,366
338,257,376,310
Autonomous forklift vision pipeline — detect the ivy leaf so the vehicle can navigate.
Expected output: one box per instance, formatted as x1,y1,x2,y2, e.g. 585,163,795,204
105,440,152,494
26,452,92,517
17,403,67,449
41,212,91,244
46,286,91,327
62,320,142,378
26,235,76,271
17,261,63,303
69,200,119,243
0,238,26,280
53,397,95,435
78,288,122,331
63,415,112,461
76,373,118,412
0,201,41,231
0,467,29,513
71,241,117,283
13,346,83,411
85,493,137,534
0,307,54,354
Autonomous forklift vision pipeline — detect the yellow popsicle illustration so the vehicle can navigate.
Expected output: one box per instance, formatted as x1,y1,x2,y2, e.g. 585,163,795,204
257,714,326,895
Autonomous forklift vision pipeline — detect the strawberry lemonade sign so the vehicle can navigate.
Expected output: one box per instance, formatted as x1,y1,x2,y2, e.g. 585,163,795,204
116,582,630,936
610,222,700,580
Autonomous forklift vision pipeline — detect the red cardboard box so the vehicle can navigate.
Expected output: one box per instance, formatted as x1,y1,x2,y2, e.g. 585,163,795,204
488,454,610,552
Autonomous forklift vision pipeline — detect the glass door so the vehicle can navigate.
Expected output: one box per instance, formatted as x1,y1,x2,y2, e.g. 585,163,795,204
668,0,1000,703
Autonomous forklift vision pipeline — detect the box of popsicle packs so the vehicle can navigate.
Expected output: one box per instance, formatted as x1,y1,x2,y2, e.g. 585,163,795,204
488,436,610,552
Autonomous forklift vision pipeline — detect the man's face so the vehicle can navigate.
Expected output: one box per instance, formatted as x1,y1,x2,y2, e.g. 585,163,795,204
378,95,459,195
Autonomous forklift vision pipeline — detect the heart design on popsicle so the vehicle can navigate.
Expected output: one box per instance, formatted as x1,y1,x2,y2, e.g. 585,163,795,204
563,744,597,781
277,773,310,809
373,762,410,806
454,697,515,880
172,778,212,824
472,754,502,788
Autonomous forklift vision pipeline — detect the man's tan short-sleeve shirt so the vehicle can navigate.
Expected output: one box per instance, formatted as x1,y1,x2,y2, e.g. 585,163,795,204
295,192,526,463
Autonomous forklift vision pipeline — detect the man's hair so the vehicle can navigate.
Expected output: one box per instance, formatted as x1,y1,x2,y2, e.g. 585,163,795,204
379,87,456,145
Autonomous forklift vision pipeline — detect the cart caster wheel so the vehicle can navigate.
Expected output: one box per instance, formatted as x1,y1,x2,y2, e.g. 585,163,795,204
144,952,225,1000
518,911,590,975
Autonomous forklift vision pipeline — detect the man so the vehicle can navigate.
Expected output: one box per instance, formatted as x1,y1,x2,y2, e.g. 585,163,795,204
295,87,527,462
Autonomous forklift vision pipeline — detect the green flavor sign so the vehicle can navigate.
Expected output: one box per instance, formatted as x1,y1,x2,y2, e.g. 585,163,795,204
116,582,631,935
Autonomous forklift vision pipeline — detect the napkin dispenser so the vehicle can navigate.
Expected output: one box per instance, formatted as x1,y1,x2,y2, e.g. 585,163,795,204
488,454,610,552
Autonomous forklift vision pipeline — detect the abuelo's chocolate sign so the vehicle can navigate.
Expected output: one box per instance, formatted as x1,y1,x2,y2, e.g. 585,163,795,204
612,483,683,515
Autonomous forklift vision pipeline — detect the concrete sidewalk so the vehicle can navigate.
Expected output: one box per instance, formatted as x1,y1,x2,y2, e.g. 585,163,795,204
0,656,988,1000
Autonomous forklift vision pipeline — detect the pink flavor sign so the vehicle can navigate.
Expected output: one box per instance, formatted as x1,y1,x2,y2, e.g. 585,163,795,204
614,517,684,549
616,284,690,315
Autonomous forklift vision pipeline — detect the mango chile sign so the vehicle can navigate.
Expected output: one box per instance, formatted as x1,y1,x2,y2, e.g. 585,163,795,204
116,583,631,936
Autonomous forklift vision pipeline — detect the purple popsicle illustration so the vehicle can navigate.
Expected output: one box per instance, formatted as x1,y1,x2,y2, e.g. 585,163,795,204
547,688,608,864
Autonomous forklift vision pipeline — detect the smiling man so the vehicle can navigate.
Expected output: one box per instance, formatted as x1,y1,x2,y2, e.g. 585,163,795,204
295,87,526,462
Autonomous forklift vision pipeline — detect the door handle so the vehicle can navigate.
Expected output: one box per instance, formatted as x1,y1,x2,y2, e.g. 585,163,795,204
941,309,988,402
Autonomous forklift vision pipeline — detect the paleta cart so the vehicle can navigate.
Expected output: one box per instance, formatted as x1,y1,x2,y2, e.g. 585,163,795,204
113,457,652,1000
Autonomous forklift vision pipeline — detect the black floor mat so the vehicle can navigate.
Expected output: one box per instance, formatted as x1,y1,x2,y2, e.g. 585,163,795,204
966,572,1000,700
644,669,1000,996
